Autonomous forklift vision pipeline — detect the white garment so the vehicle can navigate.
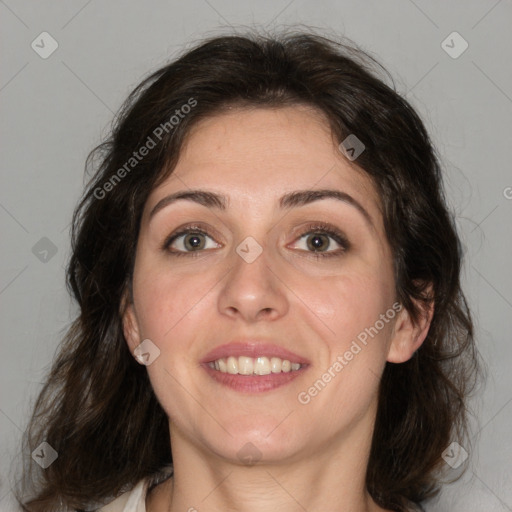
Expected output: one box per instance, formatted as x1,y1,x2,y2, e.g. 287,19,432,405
98,466,174,512
98,478,149,512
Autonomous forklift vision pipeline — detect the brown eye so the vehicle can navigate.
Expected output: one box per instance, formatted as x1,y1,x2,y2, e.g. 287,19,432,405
164,227,221,257
180,232,207,251
290,222,350,259
305,233,332,252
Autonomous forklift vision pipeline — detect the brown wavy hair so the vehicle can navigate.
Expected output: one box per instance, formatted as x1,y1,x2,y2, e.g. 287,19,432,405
16,28,484,512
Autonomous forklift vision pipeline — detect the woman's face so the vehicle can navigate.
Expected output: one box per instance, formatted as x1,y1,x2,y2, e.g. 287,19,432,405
123,105,413,465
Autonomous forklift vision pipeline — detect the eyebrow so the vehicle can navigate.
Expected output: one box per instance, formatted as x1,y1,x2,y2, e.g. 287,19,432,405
148,188,374,229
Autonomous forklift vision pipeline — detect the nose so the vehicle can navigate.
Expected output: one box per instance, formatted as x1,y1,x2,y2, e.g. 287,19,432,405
217,240,289,323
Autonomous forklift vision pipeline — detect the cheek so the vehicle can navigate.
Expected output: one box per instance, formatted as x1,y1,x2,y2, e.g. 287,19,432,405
297,272,394,423
133,276,193,339
132,259,223,349
303,268,394,342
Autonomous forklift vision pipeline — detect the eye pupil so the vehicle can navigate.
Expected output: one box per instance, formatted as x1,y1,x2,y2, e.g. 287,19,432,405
307,234,327,252
185,234,204,251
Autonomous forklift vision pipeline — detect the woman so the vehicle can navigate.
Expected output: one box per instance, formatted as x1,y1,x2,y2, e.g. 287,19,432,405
17,29,483,512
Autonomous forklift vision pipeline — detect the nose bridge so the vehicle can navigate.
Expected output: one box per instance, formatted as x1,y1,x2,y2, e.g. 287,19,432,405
217,232,288,321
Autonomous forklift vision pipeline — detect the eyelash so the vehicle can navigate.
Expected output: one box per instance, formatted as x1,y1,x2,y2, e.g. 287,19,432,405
162,222,350,260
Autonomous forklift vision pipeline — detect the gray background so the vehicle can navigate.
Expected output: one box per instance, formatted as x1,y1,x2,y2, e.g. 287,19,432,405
1,1,511,510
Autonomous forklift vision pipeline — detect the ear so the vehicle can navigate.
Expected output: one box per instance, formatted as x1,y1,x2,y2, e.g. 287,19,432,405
120,291,141,353
387,286,434,363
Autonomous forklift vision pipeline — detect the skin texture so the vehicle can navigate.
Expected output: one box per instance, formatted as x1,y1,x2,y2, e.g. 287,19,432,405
122,106,433,512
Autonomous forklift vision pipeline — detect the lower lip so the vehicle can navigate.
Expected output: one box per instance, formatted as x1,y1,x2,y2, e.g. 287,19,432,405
202,364,307,393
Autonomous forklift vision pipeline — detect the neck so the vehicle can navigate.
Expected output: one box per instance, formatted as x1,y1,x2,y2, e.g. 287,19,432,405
147,414,389,512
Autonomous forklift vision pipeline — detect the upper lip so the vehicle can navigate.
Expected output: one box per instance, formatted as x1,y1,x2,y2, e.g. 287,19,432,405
201,341,310,365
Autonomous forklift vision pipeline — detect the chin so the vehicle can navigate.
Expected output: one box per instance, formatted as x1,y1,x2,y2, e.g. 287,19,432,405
206,415,305,464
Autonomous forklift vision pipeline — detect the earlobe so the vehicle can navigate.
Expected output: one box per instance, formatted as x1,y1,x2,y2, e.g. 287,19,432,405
121,301,141,353
386,294,434,364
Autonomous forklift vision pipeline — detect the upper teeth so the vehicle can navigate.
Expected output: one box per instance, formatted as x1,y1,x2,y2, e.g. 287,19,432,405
208,356,302,375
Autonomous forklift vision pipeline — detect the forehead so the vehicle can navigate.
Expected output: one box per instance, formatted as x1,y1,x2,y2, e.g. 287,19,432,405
145,106,383,230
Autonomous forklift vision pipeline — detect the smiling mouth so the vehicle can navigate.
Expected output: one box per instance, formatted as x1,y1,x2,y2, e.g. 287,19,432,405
203,359,307,393
207,356,304,375
201,341,309,392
